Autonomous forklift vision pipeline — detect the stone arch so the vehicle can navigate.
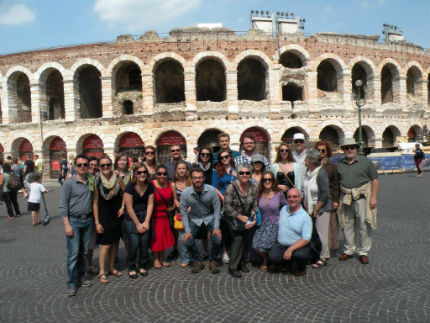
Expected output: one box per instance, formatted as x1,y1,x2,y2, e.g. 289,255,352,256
36,62,68,81
195,56,226,102
382,125,401,149
378,59,401,104
147,52,186,74
407,124,422,142
237,57,267,101
281,126,310,143
350,59,375,100
156,130,187,164
153,58,185,103
406,65,423,97
111,60,143,95
38,66,65,120
73,63,102,119
278,44,310,67
114,131,145,158
354,125,375,149
70,59,106,77
107,55,145,75
11,136,34,160
197,128,223,153
42,135,67,179
315,56,346,93
7,69,32,123
76,133,105,157
234,50,272,69
239,126,271,160
192,51,229,70
319,125,345,149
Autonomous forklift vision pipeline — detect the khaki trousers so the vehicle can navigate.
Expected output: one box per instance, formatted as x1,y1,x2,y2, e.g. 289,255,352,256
342,198,372,256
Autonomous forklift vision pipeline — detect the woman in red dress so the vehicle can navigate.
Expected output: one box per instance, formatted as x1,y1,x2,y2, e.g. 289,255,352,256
151,165,178,268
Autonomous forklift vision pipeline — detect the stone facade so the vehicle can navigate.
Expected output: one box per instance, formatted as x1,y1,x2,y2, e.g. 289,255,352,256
0,28,429,177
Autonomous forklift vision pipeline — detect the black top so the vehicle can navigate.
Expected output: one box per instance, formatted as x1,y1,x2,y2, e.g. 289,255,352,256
277,171,295,189
24,160,35,174
124,182,154,222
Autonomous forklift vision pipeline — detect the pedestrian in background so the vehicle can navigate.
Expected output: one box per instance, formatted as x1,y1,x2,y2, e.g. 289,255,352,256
27,173,48,227
413,143,424,178
2,163,22,219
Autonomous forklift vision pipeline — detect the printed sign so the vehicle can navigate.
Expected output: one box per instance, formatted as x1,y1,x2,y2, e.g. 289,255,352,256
51,160,60,170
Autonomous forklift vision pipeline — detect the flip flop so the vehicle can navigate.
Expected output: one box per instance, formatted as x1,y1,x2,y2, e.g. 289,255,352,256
312,259,328,269
98,274,109,283
162,262,171,267
139,269,148,276
108,269,123,277
128,271,138,279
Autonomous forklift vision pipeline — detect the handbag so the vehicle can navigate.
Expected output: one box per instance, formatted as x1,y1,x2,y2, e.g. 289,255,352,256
173,212,184,230
153,184,175,228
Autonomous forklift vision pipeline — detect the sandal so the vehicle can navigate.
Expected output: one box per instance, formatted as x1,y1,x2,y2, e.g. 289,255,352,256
139,269,148,276
180,263,188,268
153,260,162,269
162,262,170,267
312,259,328,269
98,273,109,283
128,271,138,279
108,269,123,277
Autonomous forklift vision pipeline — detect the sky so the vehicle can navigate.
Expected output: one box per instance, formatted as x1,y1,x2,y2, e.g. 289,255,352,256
0,0,429,55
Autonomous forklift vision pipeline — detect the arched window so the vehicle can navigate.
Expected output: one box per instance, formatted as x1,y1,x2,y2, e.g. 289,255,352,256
154,59,185,103
279,51,303,68
351,64,367,99
114,62,142,94
76,65,102,119
196,59,226,102
7,72,32,123
237,58,266,101
317,60,338,92
406,66,422,96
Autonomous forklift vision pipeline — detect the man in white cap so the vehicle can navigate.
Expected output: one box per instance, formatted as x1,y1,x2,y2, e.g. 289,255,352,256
292,133,306,188
337,138,379,265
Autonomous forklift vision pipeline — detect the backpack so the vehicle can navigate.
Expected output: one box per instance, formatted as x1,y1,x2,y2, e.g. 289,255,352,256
7,173,21,190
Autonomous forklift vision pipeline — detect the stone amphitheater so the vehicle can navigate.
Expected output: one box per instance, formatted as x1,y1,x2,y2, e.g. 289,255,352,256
0,19,429,178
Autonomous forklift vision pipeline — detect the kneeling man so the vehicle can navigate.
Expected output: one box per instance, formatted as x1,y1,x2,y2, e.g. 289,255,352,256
268,188,312,276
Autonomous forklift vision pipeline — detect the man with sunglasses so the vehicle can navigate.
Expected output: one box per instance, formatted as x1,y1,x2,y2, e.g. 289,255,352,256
337,139,379,265
59,154,95,296
234,134,269,169
212,132,240,165
165,145,192,182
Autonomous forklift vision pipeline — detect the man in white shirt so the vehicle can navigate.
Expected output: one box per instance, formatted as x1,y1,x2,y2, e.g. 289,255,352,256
292,133,307,188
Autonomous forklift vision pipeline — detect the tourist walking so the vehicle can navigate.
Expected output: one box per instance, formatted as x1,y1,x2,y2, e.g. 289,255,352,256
123,163,154,278
2,163,22,218
223,164,258,278
93,154,123,283
302,149,332,269
252,170,287,270
59,154,94,296
337,139,379,265
413,143,425,177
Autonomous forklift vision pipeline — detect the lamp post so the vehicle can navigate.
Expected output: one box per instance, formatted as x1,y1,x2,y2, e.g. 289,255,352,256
354,79,366,155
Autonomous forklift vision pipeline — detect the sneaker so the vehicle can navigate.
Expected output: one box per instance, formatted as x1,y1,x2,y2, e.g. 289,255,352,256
67,286,77,297
191,261,204,274
222,253,230,264
79,280,92,288
209,261,220,275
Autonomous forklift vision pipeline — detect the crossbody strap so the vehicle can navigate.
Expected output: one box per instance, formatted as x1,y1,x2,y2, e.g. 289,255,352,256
154,184,172,208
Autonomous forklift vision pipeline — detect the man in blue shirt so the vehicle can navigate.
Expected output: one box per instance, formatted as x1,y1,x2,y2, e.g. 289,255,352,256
268,187,312,276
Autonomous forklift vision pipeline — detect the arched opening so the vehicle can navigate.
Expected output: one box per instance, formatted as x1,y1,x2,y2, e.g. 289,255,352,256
81,134,104,158
319,126,342,149
237,58,266,101
317,60,338,92
351,63,367,99
382,126,400,151
7,71,32,123
114,62,142,94
281,127,308,144
354,126,374,154
157,131,186,165
240,127,269,159
196,59,226,102
45,69,65,120
123,100,133,115
19,139,33,161
117,132,145,159
407,125,422,142
381,64,399,104
406,66,422,96
76,65,102,119
154,59,185,103
282,83,303,102
198,129,222,154
279,51,303,68
47,136,67,179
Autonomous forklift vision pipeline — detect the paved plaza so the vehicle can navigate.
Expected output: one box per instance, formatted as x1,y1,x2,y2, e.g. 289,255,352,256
0,172,429,323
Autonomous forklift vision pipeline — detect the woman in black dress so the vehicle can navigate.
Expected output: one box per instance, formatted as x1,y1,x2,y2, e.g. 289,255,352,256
270,143,303,194
93,154,123,283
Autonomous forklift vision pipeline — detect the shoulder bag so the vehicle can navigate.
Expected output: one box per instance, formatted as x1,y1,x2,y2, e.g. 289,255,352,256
153,184,175,228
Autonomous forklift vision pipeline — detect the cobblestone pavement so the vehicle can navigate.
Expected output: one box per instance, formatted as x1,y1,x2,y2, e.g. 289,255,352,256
1,173,429,323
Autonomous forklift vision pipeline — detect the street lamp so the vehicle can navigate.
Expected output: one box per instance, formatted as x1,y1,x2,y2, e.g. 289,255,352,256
354,79,365,155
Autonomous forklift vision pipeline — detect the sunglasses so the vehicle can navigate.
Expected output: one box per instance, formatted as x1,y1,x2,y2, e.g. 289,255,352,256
170,149,180,153
243,141,255,145
200,153,211,157
294,140,304,144
280,149,289,153
145,151,155,155
100,164,112,168
239,171,251,175
136,170,148,175
157,172,167,176
219,155,230,160
263,178,273,182
318,149,326,153
76,163,88,168
343,146,357,151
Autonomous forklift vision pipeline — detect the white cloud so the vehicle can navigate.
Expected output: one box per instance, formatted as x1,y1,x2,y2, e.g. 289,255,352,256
94,0,201,32
0,3,35,25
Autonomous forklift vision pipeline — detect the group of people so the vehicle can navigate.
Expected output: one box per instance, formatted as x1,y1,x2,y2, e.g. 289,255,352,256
59,132,379,297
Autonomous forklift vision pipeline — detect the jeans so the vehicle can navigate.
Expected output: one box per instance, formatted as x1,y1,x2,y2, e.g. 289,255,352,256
3,190,21,217
124,220,150,271
66,217,93,288
177,230,192,264
268,242,310,271
185,219,221,263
